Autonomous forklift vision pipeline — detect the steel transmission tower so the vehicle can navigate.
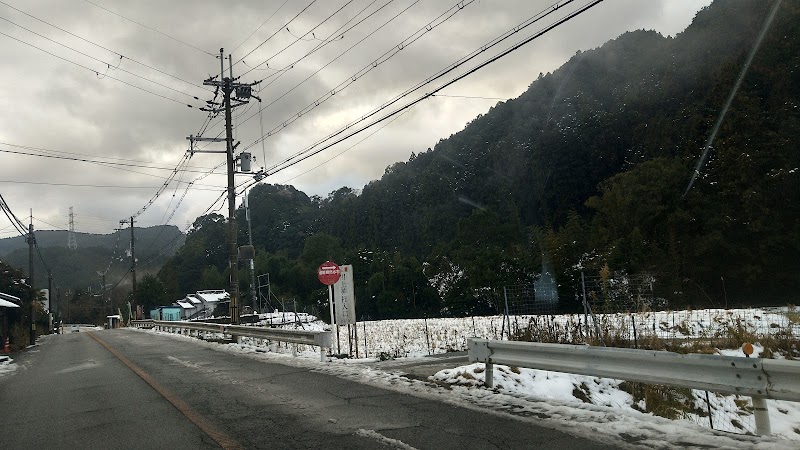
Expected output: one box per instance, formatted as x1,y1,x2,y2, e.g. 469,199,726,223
67,206,77,249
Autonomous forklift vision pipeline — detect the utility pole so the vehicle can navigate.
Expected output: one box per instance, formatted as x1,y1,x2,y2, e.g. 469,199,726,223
193,48,260,325
27,214,35,345
48,270,53,333
246,189,258,311
119,218,136,310
97,270,107,314
56,287,61,333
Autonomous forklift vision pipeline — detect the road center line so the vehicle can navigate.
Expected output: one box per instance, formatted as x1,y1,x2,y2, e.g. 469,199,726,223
88,332,242,450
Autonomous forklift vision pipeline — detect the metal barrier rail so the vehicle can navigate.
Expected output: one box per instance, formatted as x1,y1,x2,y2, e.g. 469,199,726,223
468,338,800,436
132,320,332,361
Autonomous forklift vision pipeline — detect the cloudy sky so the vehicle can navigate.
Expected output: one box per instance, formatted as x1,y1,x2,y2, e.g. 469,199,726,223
0,0,712,236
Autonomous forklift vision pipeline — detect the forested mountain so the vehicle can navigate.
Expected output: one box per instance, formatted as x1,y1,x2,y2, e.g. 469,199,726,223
160,0,799,318
0,225,184,292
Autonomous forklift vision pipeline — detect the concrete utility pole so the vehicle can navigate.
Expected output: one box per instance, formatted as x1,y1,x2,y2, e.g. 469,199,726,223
193,48,260,325
27,215,35,345
246,190,258,311
97,270,107,314
130,216,136,294
119,218,136,307
48,270,53,332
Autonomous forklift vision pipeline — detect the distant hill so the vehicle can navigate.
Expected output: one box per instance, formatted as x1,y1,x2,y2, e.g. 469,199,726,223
0,225,185,291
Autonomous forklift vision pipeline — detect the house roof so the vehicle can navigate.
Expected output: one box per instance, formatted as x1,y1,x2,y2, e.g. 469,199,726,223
195,290,229,303
177,301,194,309
0,298,20,308
0,292,22,308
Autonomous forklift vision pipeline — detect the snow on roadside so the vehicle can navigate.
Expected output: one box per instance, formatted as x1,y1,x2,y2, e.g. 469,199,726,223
134,326,798,449
0,357,17,378
431,362,800,443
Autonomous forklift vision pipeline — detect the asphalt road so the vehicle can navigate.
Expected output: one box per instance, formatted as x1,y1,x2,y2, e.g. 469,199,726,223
0,329,616,449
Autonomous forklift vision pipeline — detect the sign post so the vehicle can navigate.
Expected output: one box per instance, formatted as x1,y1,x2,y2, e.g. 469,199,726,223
317,261,341,355
333,265,357,357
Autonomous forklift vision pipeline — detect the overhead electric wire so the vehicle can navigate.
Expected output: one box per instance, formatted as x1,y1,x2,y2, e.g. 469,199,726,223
0,143,218,174
0,193,29,237
82,0,215,57
0,15,204,101
240,0,475,148
0,179,218,191
97,228,122,276
0,30,201,108
231,0,291,54
254,0,575,170
257,0,604,180
0,139,213,169
0,144,232,192
33,240,51,273
0,0,210,94
129,152,193,220
431,94,508,100
31,217,66,230
238,0,380,77
234,0,320,69
237,0,401,96
278,107,411,185
203,0,408,153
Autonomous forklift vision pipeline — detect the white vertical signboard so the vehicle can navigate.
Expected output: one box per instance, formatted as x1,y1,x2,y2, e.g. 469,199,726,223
333,265,356,325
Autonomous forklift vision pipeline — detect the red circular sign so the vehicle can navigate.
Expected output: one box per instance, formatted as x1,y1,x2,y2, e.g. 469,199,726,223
317,261,341,285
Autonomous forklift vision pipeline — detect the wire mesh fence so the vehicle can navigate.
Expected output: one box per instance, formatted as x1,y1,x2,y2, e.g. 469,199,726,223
500,274,559,339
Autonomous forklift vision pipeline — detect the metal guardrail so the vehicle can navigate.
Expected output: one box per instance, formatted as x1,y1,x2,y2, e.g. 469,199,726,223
468,338,800,436
132,320,332,361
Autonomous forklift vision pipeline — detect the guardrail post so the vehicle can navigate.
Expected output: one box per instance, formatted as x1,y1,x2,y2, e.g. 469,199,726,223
752,396,771,435
485,362,494,388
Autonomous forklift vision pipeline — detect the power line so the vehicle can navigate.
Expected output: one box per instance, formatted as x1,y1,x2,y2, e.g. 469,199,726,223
240,0,474,148
235,0,320,68
0,179,223,191
0,14,203,101
278,107,410,184
237,0,358,76
31,217,66,230
431,94,509,100
210,0,409,148
254,0,574,169
238,0,399,84
260,0,604,179
129,153,193,220
0,139,213,168
33,240,51,273
0,193,28,237
82,0,215,57
231,0,291,54
0,0,210,94
0,143,233,190
0,30,201,108
0,144,219,174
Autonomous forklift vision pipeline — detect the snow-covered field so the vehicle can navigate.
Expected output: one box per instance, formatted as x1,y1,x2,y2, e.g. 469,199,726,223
337,307,799,358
